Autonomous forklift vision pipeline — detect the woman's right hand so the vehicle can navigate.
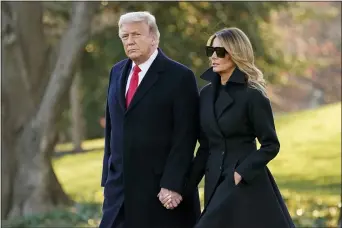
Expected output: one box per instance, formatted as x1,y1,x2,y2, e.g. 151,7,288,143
234,171,242,185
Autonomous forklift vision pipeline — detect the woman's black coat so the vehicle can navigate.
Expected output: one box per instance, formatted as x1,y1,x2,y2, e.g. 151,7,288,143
187,67,295,228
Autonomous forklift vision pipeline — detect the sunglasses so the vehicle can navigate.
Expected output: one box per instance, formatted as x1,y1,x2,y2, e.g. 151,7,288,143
205,46,228,58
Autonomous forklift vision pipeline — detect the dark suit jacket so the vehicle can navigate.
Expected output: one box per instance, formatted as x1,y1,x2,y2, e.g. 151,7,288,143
101,48,201,228
187,67,295,228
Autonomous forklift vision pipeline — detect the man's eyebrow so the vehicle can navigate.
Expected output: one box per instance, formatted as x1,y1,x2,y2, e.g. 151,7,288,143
119,31,142,38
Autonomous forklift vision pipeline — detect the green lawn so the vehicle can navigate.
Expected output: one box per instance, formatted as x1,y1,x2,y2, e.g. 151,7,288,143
10,103,340,227
56,103,341,201
272,102,341,200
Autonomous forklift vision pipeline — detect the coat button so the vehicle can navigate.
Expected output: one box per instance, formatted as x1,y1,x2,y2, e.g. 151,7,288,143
219,166,222,170
222,151,225,155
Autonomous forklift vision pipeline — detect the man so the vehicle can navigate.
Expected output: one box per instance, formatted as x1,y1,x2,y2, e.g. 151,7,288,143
100,11,201,228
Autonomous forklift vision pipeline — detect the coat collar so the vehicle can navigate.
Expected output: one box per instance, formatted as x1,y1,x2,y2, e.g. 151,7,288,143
200,67,247,85
199,67,247,134
117,48,166,113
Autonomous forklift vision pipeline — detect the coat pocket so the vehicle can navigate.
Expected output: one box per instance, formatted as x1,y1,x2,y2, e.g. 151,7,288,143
232,159,242,186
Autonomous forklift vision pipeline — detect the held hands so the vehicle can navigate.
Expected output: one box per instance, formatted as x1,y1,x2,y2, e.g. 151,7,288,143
234,171,242,185
157,172,241,210
157,188,183,210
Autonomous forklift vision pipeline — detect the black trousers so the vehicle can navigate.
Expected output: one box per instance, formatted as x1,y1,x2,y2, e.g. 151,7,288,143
112,204,124,228
100,203,125,228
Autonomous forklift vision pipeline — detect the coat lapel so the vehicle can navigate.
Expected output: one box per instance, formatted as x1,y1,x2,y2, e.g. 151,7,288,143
201,68,226,137
200,67,246,133
207,83,226,137
117,59,131,111
126,49,165,114
215,87,234,119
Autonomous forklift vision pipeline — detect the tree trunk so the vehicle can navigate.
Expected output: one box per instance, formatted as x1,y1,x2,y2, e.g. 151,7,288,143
70,69,85,152
1,104,17,219
1,2,96,219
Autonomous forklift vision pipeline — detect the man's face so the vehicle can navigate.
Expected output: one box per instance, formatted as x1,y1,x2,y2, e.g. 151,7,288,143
119,21,155,64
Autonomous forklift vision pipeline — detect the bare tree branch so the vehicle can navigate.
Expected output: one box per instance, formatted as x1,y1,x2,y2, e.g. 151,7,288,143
2,2,97,218
9,2,47,87
1,2,36,124
1,2,16,45
34,2,97,135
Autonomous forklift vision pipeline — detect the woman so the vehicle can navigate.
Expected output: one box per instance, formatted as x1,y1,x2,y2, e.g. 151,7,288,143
187,27,295,228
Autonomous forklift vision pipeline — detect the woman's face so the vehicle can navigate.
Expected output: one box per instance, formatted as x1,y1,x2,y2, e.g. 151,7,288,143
209,38,235,74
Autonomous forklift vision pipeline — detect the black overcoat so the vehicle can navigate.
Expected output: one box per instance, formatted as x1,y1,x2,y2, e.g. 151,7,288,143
100,49,201,228
187,67,295,228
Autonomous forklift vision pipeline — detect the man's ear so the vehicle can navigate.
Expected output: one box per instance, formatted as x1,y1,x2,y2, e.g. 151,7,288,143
151,35,158,45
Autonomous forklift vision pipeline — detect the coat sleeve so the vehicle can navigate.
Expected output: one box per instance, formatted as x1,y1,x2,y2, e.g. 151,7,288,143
159,70,200,194
235,89,280,183
184,125,210,196
101,67,114,187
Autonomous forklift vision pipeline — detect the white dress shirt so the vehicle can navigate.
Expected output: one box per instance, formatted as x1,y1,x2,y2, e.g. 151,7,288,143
125,49,159,96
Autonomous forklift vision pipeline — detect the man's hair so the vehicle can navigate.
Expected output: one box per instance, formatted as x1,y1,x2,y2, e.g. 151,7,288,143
118,11,160,42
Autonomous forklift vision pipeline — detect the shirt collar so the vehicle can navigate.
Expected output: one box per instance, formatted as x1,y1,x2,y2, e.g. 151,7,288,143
131,49,159,73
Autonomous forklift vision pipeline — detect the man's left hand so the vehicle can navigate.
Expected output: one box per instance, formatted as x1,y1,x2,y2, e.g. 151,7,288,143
157,188,182,209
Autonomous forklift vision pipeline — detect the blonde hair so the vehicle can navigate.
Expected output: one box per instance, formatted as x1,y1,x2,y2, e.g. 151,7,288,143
118,11,160,44
208,27,267,96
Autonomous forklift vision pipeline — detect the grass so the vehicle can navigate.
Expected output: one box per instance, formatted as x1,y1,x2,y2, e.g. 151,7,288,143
270,102,341,203
6,102,341,227
55,138,105,152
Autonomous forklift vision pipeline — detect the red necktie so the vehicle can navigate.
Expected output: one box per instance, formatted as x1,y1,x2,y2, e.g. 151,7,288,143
126,65,141,107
